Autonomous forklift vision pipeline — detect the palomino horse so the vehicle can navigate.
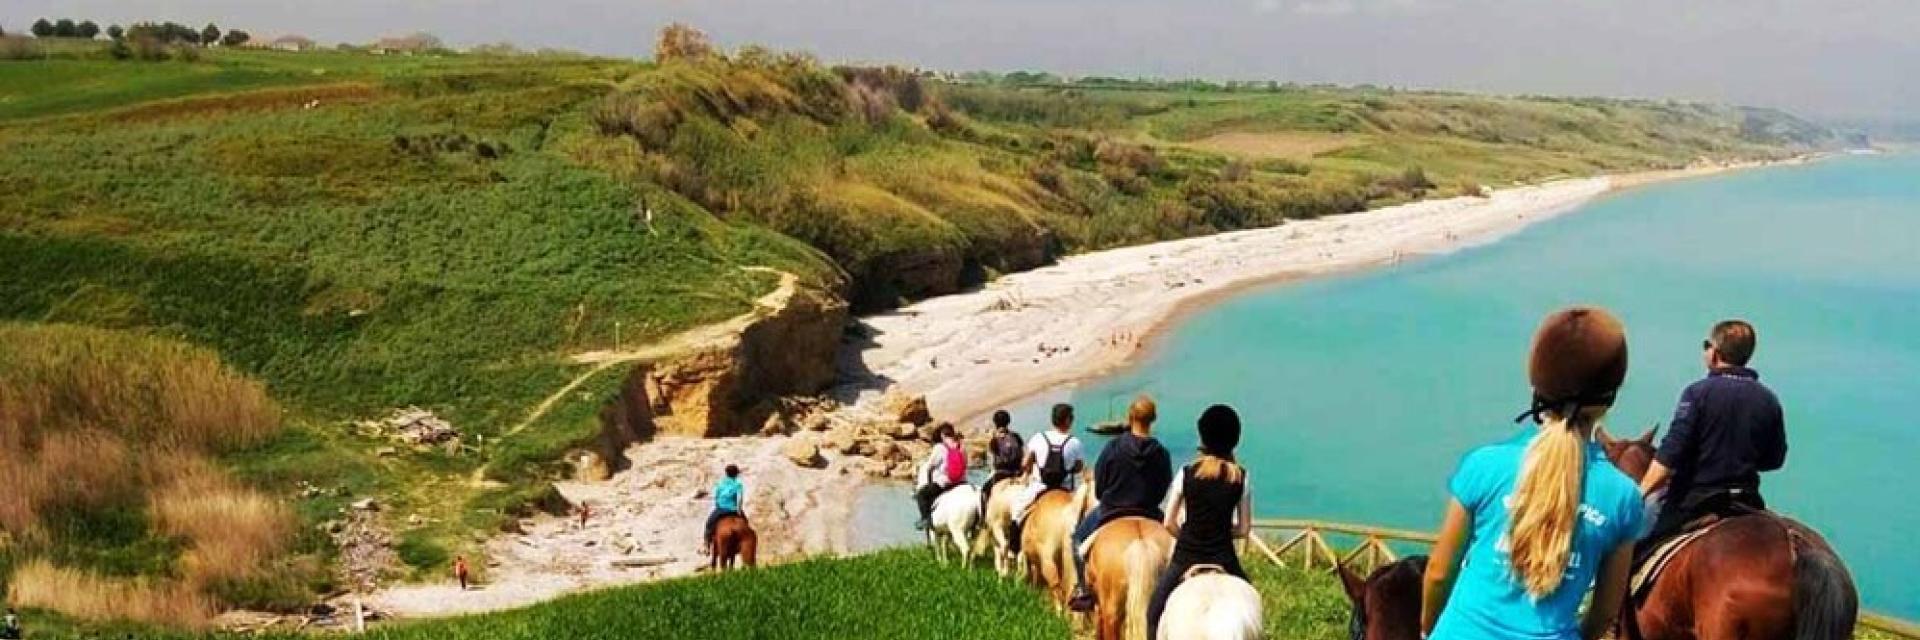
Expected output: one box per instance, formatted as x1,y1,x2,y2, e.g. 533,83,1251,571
1600,428,1857,640
1338,556,1427,640
977,478,1029,577
1084,517,1174,640
1022,480,1096,608
709,513,758,571
927,484,981,565
1155,564,1263,640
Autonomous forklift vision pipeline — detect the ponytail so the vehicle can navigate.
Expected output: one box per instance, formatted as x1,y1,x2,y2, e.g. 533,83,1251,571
1507,409,1598,597
1192,453,1244,484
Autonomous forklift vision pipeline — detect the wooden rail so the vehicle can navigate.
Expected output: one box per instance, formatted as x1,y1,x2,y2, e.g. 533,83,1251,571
1247,518,1919,639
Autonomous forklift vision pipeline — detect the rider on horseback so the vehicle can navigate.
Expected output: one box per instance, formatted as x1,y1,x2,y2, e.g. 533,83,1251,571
1147,404,1254,639
1636,320,1787,548
914,422,969,530
702,464,745,555
981,410,1026,510
1422,307,1644,640
1007,403,1086,555
1067,395,1173,613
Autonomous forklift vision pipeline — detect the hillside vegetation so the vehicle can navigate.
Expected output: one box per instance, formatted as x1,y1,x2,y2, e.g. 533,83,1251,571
0,28,1834,628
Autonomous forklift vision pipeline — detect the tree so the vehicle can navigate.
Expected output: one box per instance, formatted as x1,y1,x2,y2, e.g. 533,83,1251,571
201,23,220,46
220,29,250,47
107,24,124,41
53,19,77,37
31,19,53,38
77,20,100,39
654,23,714,61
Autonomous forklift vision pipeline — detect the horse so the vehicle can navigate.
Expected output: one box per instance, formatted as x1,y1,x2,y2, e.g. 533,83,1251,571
709,513,758,571
1155,564,1263,640
1084,516,1174,640
1337,555,1427,640
927,484,981,565
1021,479,1096,608
976,478,1029,577
1599,427,1858,640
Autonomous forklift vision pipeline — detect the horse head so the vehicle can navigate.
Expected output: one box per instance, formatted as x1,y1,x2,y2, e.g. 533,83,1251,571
1598,424,1659,482
1338,556,1427,640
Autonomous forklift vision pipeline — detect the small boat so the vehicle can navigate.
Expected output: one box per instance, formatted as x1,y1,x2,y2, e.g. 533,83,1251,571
1087,420,1127,435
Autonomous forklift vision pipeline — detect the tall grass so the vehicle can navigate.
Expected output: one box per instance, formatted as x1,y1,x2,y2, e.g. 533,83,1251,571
7,560,217,628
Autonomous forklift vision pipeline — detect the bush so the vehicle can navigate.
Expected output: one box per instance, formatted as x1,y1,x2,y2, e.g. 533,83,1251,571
0,36,43,60
655,23,715,61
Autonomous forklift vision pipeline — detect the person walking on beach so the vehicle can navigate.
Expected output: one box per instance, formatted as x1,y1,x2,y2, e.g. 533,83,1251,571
1421,307,1642,640
576,501,591,530
1146,404,1255,637
982,410,1025,507
1635,320,1786,549
1068,395,1172,612
914,422,969,530
1008,403,1086,554
703,464,746,555
453,556,471,591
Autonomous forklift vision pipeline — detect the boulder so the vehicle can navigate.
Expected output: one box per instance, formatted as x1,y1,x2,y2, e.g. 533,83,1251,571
889,423,920,440
350,498,380,512
574,451,610,482
760,411,795,436
896,396,932,427
782,438,825,469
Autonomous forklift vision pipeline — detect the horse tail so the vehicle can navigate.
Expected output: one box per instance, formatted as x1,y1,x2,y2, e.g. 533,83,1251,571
739,527,759,568
1123,534,1162,640
1788,523,1857,640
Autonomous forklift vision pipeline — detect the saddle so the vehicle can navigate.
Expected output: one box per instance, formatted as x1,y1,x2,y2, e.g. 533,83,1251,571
1630,518,1722,600
1077,513,1160,557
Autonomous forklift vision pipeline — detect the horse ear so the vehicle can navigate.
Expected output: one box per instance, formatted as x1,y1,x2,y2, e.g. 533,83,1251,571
1638,425,1659,445
1337,563,1367,605
1595,426,1617,447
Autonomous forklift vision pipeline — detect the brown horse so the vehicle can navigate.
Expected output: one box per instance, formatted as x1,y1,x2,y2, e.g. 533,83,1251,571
1600,427,1858,640
1338,555,1427,640
709,513,758,571
1022,480,1095,608
1084,517,1173,640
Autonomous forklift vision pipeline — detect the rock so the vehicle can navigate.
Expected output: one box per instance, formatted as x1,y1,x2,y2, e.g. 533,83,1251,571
406,514,424,526
847,438,877,457
350,498,380,512
801,413,833,432
887,460,918,481
319,520,345,535
574,451,610,482
781,438,824,469
822,426,859,455
642,275,849,438
499,519,527,535
896,396,932,427
871,439,903,463
374,446,398,457
365,406,460,445
890,422,920,440
760,411,795,436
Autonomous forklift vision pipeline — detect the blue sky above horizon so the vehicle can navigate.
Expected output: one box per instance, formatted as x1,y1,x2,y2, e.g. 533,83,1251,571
6,0,1915,119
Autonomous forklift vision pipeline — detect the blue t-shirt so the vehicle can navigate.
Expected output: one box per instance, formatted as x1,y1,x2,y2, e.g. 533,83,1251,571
714,477,743,513
1431,429,1646,640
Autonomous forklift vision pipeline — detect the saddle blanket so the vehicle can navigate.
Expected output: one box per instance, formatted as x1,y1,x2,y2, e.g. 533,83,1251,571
1631,521,1722,599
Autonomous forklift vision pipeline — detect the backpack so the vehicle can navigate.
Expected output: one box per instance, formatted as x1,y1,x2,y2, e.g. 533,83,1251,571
943,443,967,485
1038,433,1075,488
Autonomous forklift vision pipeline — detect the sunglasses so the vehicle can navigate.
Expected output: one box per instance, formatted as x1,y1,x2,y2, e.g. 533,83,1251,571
1702,339,1715,351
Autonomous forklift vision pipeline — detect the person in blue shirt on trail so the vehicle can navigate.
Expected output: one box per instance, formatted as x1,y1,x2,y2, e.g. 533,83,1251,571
1422,307,1643,640
702,464,745,555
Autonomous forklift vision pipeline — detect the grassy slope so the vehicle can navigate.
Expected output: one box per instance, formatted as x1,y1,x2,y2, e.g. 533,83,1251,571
0,47,834,584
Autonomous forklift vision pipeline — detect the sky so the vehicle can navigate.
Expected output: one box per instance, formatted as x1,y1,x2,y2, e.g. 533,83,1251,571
8,0,1917,119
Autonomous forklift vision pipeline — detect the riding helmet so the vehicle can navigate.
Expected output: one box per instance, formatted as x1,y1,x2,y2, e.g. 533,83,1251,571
1197,404,1241,456
1526,306,1629,415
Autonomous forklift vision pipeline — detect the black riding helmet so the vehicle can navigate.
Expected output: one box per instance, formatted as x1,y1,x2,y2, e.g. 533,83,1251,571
1198,404,1241,459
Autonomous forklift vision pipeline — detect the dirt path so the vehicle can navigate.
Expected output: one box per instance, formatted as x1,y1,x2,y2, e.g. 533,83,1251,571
470,268,800,484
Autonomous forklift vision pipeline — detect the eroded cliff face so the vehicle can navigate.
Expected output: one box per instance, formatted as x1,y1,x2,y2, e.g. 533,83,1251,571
628,277,850,439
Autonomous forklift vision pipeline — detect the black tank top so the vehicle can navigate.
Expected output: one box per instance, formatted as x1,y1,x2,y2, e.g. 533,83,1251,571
1173,463,1245,564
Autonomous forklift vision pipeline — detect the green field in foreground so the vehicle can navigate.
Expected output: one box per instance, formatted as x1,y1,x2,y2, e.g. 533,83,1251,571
13,548,1897,639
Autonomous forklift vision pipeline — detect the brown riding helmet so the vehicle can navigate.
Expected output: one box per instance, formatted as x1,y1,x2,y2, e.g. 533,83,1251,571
1518,306,1629,423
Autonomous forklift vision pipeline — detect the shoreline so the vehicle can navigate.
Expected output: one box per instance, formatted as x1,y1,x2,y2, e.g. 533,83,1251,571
828,159,1798,430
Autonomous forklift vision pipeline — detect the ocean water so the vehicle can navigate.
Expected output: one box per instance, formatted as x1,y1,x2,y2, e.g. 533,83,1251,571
1007,154,1920,619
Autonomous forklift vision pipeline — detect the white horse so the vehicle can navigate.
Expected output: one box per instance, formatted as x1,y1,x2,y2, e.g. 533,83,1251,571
1155,565,1263,640
927,484,981,565
974,478,1028,577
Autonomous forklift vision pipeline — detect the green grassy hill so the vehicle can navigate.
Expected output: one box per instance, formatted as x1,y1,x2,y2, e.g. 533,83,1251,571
0,32,1836,628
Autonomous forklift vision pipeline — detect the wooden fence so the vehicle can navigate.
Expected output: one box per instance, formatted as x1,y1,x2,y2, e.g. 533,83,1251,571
1246,518,1919,639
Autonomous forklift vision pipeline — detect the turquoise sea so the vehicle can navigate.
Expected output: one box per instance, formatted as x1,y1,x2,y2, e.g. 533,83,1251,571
1009,153,1920,619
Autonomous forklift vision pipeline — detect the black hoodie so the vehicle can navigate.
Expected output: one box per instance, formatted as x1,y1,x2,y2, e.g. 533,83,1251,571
1093,431,1173,520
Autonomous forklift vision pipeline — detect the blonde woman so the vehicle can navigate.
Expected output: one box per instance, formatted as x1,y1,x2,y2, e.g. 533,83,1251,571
1146,404,1254,637
1422,307,1645,640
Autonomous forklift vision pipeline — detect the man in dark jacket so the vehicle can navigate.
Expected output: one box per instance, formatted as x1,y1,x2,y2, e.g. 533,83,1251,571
1068,395,1173,612
1639,319,1788,545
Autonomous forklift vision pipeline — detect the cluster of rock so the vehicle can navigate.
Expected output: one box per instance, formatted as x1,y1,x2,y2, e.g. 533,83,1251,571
356,406,462,452
774,393,985,481
320,499,400,595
